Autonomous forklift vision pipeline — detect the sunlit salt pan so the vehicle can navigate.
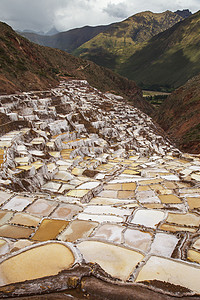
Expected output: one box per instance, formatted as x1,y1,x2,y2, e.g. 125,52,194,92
131,209,166,228
2,196,34,212
83,205,132,217
77,212,123,223
77,181,100,190
150,233,179,257
136,256,200,294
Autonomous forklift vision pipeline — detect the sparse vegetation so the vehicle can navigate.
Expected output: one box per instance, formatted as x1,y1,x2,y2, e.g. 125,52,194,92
119,11,200,91
183,123,200,144
144,92,169,108
19,25,110,53
73,11,184,82
155,74,200,153
0,21,153,115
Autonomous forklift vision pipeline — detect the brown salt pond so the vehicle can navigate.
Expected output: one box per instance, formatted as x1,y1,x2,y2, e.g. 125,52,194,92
0,243,75,286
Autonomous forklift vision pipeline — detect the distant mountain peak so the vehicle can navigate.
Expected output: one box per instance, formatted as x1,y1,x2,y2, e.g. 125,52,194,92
22,29,46,35
175,9,192,18
17,27,60,36
46,27,59,36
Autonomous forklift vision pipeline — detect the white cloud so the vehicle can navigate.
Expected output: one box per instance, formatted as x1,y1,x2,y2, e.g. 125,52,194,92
103,2,129,19
0,0,198,33
103,0,199,19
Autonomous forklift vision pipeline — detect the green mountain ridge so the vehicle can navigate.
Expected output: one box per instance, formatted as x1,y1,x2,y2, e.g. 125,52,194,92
0,21,152,115
119,10,200,91
74,11,185,71
18,25,110,53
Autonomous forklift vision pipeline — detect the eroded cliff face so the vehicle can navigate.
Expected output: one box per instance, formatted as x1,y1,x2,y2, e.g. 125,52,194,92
0,80,199,299
156,74,200,153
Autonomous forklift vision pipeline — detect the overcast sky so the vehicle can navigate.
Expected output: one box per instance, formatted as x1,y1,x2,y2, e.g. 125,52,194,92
0,0,199,33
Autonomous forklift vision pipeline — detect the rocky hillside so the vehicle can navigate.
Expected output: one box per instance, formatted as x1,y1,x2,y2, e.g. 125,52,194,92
175,9,192,18
73,11,184,70
0,21,152,114
156,74,200,153
19,25,109,53
119,11,200,91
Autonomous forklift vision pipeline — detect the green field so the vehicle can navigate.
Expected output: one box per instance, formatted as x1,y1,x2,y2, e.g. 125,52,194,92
143,90,170,108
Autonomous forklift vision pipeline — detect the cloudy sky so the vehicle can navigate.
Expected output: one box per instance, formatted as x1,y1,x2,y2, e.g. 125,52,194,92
0,0,199,33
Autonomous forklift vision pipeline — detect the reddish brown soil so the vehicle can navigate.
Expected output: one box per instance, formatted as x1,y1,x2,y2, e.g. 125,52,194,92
0,21,153,115
155,75,200,153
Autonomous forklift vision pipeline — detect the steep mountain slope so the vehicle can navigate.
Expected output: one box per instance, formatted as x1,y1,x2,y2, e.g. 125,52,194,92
119,11,200,91
0,21,152,114
19,25,109,53
46,27,59,36
175,9,192,18
155,74,200,153
74,11,184,70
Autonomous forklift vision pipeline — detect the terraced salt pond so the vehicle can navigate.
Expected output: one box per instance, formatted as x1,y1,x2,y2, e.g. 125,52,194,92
0,80,199,298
